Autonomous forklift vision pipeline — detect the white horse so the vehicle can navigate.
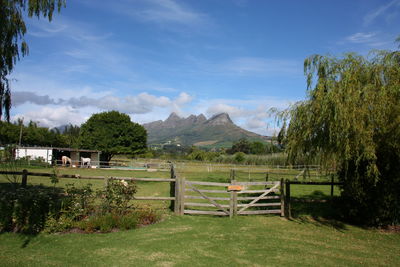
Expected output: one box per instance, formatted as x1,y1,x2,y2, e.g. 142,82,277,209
61,156,72,167
81,157,91,168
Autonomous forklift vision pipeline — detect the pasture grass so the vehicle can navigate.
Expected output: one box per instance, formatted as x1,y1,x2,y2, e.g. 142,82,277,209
0,215,399,266
0,165,399,266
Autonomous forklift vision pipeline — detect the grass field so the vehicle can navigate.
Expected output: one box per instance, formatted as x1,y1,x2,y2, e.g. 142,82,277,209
1,164,398,266
0,215,399,266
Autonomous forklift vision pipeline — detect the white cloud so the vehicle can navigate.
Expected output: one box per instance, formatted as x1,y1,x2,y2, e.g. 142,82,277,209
221,57,300,75
346,32,377,43
364,0,400,25
206,103,250,118
136,0,206,25
12,106,84,128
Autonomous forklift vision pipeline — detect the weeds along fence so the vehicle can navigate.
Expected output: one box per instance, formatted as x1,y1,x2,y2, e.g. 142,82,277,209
0,167,343,218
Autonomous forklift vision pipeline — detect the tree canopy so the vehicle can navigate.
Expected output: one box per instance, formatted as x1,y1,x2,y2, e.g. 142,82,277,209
0,0,65,121
283,46,400,225
78,111,147,162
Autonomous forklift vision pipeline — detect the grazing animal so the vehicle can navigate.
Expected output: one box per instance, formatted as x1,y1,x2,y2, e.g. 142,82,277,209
81,157,91,168
61,156,72,166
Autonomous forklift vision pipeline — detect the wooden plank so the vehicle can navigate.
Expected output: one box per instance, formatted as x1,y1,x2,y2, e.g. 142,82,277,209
134,196,174,200
288,181,343,185
280,178,285,217
184,202,230,208
237,202,281,207
20,172,176,182
238,189,280,194
187,184,230,215
174,176,180,214
185,196,230,201
238,183,280,213
21,169,28,187
184,210,228,216
239,210,281,215
237,196,280,200
236,181,280,186
285,179,291,218
179,177,185,215
185,189,229,194
185,181,230,186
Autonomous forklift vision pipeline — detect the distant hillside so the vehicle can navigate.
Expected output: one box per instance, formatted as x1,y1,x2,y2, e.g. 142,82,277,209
143,112,270,147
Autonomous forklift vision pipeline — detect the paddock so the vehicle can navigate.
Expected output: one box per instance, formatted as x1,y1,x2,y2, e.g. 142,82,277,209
14,147,101,168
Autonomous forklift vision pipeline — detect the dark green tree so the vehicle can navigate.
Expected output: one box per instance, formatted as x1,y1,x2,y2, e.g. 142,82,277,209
283,45,400,225
78,111,147,162
250,141,265,155
0,0,66,121
228,138,251,154
277,121,286,148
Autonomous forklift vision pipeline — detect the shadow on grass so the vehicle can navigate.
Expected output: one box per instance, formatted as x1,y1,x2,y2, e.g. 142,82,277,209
289,190,347,231
0,182,65,241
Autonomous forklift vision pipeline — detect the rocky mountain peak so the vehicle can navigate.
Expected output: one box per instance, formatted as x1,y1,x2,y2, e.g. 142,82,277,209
206,113,234,126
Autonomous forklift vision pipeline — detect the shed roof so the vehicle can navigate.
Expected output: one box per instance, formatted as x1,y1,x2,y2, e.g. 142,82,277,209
16,146,101,153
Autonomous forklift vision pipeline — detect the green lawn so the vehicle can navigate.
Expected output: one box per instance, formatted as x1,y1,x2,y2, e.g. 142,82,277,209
1,165,398,266
0,215,399,266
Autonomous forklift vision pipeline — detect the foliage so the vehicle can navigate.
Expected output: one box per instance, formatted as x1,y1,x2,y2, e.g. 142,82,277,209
0,0,65,121
282,48,400,225
233,152,246,163
98,179,137,214
0,184,64,233
79,111,147,161
0,120,68,147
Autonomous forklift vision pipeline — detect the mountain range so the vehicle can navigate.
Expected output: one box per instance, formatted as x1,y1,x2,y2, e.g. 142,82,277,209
143,112,270,147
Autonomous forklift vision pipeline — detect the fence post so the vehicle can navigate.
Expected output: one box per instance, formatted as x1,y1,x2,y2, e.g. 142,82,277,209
330,174,334,198
174,175,181,215
21,169,28,187
179,177,185,215
170,164,176,212
280,178,285,217
104,176,109,189
265,173,269,189
285,179,291,218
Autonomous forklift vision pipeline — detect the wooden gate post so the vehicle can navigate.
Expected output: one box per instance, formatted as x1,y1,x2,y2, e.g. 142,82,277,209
179,177,185,215
174,175,181,214
170,164,176,212
21,169,28,187
229,180,238,218
280,178,285,217
285,179,291,218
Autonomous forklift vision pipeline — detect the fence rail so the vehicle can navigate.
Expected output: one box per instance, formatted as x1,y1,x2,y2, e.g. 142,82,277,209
0,169,343,218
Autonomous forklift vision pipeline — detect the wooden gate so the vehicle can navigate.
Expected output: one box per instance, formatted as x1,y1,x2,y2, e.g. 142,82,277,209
177,178,284,217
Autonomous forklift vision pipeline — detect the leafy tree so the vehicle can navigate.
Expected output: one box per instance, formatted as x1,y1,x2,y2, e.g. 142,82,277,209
277,121,286,148
250,141,265,155
228,138,251,154
78,111,147,162
63,124,80,148
283,46,400,225
0,0,66,121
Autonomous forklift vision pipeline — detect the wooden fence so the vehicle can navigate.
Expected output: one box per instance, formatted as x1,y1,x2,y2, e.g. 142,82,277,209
0,169,343,218
284,179,344,218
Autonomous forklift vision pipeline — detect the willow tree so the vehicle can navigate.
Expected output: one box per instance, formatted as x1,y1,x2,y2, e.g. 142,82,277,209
284,47,400,225
0,0,65,121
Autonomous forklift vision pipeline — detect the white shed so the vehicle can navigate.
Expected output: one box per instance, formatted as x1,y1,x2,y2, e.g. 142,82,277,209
15,147,53,164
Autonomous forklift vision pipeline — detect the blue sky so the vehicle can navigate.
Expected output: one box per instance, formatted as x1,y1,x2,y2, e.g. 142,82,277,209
10,0,400,135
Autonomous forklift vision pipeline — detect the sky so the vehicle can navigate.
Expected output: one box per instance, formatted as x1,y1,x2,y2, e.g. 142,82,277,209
9,0,400,136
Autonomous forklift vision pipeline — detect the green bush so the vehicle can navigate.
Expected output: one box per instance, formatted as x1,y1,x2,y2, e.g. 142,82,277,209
0,184,63,234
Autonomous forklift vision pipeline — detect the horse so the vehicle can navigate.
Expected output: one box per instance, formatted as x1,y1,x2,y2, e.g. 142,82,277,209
61,156,72,167
81,157,91,168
